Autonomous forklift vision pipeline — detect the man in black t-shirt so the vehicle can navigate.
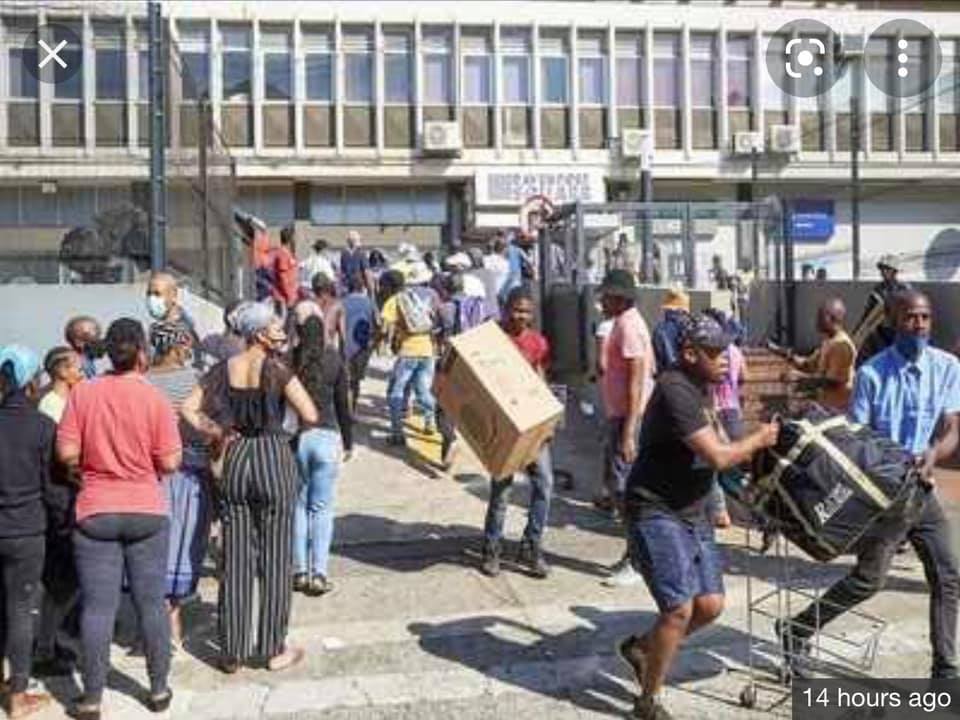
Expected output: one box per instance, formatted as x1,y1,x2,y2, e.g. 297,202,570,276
617,314,778,720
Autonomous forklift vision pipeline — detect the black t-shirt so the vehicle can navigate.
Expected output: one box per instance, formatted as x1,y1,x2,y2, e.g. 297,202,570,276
625,370,714,520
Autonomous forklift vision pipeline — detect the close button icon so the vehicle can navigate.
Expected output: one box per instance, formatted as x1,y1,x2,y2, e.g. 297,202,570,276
23,23,82,87
38,39,68,69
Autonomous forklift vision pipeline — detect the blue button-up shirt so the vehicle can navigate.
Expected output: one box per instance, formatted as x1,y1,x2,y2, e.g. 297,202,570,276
849,345,960,455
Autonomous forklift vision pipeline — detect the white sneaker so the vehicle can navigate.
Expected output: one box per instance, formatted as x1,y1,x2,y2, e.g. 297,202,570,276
602,561,644,588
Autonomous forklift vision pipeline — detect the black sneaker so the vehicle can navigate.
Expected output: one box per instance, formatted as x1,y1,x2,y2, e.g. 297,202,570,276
633,694,673,720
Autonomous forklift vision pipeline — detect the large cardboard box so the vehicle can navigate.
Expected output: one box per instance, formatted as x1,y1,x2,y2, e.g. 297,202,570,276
435,321,564,478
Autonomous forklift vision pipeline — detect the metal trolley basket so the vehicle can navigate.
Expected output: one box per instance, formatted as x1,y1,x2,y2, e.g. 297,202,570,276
735,517,888,712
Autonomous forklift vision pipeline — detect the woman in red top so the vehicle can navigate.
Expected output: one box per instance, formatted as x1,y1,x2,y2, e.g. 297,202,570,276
480,286,555,579
58,319,182,720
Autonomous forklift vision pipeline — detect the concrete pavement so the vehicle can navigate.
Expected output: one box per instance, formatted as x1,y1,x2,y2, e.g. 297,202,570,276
27,355,960,719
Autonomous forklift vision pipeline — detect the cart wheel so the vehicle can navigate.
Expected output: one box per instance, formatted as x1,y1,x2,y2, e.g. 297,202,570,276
739,684,757,708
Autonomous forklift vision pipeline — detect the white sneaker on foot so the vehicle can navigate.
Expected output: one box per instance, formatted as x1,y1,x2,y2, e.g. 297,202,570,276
602,561,644,588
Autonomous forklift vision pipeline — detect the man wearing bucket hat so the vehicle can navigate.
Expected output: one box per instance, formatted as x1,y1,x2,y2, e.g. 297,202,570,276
595,270,655,587
851,253,910,365
0,345,60,717
616,315,779,720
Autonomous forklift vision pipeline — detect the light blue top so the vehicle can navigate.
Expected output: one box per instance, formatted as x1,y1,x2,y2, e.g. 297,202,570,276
849,344,960,455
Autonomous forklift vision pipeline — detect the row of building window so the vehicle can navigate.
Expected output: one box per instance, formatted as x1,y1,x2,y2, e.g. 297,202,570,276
4,16,960,152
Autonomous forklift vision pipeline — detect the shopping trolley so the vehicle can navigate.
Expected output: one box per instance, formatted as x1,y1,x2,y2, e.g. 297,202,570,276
734,505,888,712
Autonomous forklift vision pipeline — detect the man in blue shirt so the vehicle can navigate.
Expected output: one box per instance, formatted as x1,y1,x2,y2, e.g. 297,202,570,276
782,290,960,679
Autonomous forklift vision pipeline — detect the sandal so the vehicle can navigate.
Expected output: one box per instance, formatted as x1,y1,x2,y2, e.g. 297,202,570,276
146,689,173,713
293,573,309,593
267,646,305,672
8,692,51,719
306,576,332,597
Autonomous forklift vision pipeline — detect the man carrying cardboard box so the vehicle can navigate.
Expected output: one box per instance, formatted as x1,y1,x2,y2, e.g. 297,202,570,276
480,286,555,579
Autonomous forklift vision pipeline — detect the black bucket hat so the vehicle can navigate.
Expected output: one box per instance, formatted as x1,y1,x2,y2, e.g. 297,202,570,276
597,269,636,299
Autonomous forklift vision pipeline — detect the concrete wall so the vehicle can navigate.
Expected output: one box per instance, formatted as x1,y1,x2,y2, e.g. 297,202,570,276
748,280,960,354
0,283,224,358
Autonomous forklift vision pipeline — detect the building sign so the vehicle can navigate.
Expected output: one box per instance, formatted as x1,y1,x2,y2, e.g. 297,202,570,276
475,167,605,207
789,199,835,242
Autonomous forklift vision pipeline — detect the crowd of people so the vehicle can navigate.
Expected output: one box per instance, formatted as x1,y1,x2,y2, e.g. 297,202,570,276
0,226,958,720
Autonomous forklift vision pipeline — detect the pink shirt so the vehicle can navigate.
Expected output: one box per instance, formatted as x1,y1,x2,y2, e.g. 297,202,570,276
602,307,655,419
712,344,744,411
58,374,181,522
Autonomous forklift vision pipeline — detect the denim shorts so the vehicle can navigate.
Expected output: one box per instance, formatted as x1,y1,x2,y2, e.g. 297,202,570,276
627,510,725,612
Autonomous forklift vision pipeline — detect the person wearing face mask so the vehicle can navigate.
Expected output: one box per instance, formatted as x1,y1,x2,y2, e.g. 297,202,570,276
64,316,103,380
0,345,61,718
57,319,182,719
780,290,960,681
145,273,201,359
181,302,318,674
145,322,211,653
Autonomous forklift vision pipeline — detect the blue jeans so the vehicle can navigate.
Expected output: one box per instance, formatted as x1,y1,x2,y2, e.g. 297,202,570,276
294,429,342,578
483,444,554,546
388,356,436,436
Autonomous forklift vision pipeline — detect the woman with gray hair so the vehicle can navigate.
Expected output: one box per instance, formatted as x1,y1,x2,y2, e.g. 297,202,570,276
182,302,318,673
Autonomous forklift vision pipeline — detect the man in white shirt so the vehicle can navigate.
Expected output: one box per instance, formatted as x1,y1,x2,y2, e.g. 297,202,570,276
299,238,336,289
482,234,511,312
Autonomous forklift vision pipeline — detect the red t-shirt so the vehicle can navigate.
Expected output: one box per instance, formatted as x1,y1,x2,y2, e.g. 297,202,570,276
506,327,551,373
272,246,299,308
58,374,182,522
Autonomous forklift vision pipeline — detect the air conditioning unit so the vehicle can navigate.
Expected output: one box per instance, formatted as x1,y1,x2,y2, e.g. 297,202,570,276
733,131,763,156
422,121,462,155
620,128,652,159
769,124,801,155
620,128,653,158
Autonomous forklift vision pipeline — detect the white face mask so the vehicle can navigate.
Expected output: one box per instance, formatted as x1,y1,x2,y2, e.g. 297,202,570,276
146,295,168,320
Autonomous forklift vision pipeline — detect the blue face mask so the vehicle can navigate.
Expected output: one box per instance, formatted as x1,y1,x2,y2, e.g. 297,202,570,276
146,294,168,320
894,332,929,360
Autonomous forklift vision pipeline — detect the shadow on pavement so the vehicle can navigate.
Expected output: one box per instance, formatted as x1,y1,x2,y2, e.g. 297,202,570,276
334,513,611,578
409,605,772,717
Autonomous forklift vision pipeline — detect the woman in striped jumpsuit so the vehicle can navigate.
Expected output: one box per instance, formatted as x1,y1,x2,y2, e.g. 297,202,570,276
183,303,318,673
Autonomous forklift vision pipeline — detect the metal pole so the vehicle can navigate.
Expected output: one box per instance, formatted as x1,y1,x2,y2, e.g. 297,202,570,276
751,148,760,271
851,58,862,280
148,0,166,271
199,95,211,299
640,168,653,282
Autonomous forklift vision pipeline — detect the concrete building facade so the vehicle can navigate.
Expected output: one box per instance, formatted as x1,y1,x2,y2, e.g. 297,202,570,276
2,1,960,286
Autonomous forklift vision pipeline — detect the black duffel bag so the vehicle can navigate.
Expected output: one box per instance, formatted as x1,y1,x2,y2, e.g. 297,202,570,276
749,406,925,562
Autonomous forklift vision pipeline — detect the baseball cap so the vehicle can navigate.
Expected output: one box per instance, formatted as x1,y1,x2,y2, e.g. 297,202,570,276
679,313,733,351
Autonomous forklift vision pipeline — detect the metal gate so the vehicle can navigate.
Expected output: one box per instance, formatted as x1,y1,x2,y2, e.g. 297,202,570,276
537,199,787,384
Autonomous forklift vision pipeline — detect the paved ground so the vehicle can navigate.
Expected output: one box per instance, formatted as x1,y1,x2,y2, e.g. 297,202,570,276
28,356,960,719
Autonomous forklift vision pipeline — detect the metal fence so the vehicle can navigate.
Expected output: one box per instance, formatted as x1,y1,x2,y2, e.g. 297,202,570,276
166,33,241,302
0,15,242,301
